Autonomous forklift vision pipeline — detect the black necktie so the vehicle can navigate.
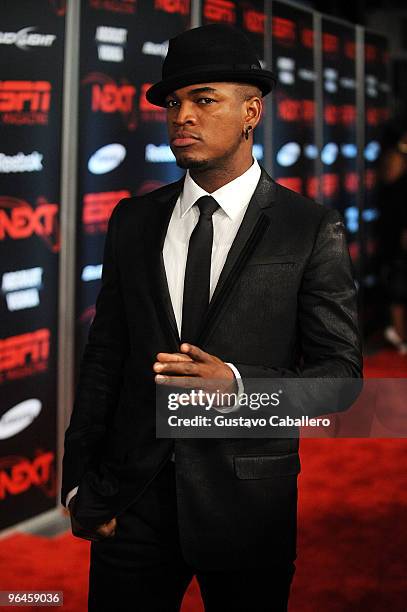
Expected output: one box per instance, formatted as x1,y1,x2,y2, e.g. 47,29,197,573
181,195,219,344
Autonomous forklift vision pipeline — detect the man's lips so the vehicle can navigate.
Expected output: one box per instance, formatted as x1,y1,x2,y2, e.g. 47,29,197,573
171,135,200,147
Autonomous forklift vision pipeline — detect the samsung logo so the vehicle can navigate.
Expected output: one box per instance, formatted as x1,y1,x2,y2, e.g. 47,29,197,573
88,144,126,174
341,143,357,159
276,142,301,167
0,399,42,439
252,144,263,160
365,141,380,162
321,143,339,165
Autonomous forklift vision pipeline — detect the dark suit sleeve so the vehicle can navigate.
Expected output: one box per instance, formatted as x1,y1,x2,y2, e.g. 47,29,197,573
61,198,129,506
235,208,363,381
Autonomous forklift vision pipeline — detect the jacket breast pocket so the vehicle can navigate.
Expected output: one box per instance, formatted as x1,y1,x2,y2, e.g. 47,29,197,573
247,256,296,266
234,453,301,479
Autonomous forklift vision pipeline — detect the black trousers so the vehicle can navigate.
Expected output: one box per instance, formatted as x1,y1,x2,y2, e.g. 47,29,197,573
88,461,295,612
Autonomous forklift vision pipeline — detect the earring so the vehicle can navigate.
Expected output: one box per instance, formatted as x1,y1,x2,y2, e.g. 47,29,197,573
244,125,252,140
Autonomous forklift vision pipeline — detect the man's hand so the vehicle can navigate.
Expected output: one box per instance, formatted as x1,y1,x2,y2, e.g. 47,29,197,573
153,344,238,400
68,496,117,542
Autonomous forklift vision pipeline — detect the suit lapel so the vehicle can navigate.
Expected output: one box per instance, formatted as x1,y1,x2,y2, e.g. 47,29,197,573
197,169,276,344
148,168,276,349
150,179,184,347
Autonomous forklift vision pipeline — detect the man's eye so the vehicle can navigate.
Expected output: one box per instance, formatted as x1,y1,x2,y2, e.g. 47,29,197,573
165,99,178,108
197,97,215,104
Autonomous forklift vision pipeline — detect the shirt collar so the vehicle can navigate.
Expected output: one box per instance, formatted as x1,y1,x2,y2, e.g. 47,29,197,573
180,158,262,220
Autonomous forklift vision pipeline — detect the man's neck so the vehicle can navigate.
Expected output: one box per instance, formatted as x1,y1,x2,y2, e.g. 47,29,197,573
189,156,254,193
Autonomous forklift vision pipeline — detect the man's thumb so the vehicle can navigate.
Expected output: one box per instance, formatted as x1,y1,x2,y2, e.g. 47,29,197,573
97,517,117,537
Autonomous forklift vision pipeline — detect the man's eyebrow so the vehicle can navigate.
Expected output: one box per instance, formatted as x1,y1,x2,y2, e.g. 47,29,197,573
187,87,218,95
166,86,219,100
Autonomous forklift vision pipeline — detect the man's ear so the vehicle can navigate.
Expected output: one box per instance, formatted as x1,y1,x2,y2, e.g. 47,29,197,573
244,96,263,129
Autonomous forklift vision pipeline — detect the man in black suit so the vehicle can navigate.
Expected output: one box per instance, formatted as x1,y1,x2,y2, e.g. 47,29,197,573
62,24,362,611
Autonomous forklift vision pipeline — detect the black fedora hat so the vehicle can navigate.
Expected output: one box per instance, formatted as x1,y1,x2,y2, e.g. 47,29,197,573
146,24,276,107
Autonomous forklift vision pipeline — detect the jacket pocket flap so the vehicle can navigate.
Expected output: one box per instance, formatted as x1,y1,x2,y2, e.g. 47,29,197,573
234,453,300,479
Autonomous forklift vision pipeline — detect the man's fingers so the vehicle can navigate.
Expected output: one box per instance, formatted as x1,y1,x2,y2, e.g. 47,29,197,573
72,530,102,542
156,352,193,363
96,517,117,538
154,360,199,375
70,512,117,541
71,523,104,541
180,343,209,362
155,376,220,393
155,375,203,388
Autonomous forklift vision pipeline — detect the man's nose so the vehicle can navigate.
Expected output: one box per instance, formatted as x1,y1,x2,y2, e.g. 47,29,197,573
172,100,197,125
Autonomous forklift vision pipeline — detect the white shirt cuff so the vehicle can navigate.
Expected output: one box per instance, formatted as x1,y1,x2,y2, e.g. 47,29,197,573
65,486,78,508
226,362,244,394
213,362,244,413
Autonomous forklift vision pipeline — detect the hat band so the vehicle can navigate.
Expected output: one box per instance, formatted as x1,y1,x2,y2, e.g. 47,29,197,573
163,62,263,78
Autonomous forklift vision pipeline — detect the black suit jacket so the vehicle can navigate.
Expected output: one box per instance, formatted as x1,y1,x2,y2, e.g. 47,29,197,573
62,167,362,570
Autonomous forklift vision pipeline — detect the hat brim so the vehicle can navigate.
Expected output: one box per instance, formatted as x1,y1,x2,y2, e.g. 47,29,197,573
145,68,276,107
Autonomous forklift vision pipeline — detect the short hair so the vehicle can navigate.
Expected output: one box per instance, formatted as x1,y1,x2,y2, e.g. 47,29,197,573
235,83,262,102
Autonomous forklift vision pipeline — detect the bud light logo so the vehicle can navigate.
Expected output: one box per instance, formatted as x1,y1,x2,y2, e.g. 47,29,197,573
0,27,56,49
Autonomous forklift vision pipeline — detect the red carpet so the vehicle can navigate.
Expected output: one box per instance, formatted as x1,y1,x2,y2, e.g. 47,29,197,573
361,348,407,377
0,350,406,611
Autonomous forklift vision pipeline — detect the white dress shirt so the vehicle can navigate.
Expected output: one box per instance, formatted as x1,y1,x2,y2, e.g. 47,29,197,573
65,158,262,508
163,157,262,333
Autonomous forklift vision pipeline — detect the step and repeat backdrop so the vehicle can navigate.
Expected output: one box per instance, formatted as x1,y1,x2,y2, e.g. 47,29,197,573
201,0,266,164
0,0,65,530
0,0,389,531
363,31,390,331
75,0,190,372
269,2,316,202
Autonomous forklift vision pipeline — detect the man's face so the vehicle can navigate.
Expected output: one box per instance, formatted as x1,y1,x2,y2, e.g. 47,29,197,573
165,82,251,170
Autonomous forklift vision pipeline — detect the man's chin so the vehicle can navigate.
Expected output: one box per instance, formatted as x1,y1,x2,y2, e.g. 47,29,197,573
175,156,210,170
